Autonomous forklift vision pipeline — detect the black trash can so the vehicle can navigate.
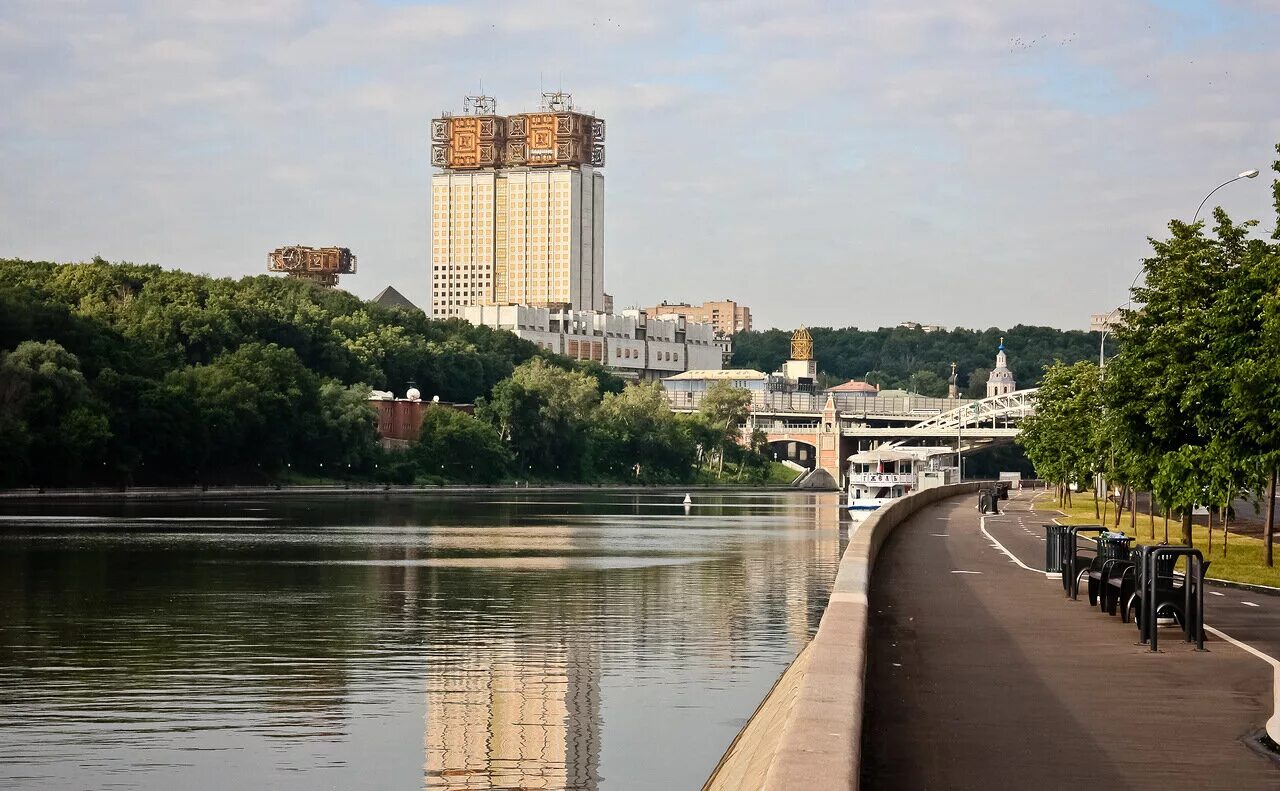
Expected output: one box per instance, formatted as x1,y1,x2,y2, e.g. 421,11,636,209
1098,534,1134,563
1045,524,1068,573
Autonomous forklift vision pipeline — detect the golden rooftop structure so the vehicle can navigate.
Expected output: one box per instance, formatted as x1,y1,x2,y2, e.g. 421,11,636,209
430,92,605,171
791,326,814,361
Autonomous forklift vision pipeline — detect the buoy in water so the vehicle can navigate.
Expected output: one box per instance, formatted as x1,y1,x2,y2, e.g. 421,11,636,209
683,493,692,506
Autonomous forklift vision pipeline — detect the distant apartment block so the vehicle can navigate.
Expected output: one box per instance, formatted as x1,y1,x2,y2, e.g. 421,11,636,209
464,305,721,380
638,300,752,336
898,321,946,333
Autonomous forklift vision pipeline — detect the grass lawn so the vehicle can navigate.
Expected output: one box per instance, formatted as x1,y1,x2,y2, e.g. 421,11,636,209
1033,490,1280,588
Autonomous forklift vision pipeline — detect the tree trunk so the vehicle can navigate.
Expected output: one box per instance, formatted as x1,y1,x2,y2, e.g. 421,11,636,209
1093,483,1100,519
1181,510,1192,546
1222,502,1228,558
1113,484,1127,528
1148,494,1156,540
1207,507,1213,554
1129,489,1136,532
1163,510,1170,544
1266,468,1277,568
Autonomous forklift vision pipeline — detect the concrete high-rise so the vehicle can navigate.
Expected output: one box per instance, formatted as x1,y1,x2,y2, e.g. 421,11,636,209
429,93,605,319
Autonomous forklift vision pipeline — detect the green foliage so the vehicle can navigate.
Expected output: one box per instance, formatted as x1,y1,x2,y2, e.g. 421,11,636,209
732,324,1099,392
477,357,601,478
0,340,110,485
1017,361,1102,491
0,258,562,486
410,406,511,483
1030,145,1280,553
588,382,697,483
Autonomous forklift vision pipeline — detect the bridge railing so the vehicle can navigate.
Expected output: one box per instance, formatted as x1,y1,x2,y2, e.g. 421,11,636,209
666,389,976,416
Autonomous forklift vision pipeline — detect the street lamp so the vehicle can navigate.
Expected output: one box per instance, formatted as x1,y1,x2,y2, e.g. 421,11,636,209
1193,169,1260,223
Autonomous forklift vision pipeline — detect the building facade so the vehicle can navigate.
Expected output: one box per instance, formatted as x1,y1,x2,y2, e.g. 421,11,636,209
430,94,606,318
637,299,752,336
463,304,721,380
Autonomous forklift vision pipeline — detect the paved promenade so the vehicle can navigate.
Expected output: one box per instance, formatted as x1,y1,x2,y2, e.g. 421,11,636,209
862,490,1279,789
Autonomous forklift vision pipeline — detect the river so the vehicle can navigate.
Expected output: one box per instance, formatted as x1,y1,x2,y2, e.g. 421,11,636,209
0,490,846,790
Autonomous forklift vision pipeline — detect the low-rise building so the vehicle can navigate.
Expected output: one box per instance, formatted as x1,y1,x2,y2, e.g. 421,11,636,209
463,304,721,380
368,387,474,448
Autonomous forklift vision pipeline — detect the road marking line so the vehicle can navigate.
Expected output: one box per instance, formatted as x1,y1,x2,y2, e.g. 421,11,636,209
1210,591,1225,596
1243,602,1260,607
979,516,1043,574
951,570,983,574
1205,625,1280,743
930,533,949,537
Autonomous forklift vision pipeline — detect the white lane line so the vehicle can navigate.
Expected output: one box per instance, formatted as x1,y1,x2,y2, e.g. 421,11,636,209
1243,602,1260,607
1211,591,1225,597
951,570,983,574
979,516,1043,574
1206,626,1280,743
930,533,949,537
981,517,1280,744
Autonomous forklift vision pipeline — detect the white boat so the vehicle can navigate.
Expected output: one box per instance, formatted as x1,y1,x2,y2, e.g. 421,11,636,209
845,448,918,517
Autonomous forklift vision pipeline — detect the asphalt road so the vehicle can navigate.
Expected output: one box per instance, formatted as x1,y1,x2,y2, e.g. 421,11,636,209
861,490,1279,790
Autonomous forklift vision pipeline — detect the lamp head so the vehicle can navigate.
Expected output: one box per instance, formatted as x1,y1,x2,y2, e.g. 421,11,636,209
1241,169,1260,179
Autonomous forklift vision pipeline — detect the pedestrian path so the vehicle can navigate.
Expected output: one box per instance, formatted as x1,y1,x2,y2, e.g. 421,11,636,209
861,491,1279,790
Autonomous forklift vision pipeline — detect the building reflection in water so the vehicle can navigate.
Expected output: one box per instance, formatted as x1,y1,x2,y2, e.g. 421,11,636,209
425,636,601,790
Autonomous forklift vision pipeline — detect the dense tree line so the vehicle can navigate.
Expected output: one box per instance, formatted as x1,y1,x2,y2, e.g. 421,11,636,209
0,258,777,487
732,324,1100,396
1019,148,1280,563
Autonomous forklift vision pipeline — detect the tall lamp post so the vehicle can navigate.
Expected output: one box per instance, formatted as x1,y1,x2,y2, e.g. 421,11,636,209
1193,169,1259,224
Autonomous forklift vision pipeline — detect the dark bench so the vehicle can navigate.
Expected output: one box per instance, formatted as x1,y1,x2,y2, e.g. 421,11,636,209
1085,534,1135,611
1059,526,1106,599
1129,546,1210,650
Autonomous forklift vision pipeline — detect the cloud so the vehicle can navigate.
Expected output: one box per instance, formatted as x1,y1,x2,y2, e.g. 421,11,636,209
2,0,1279,331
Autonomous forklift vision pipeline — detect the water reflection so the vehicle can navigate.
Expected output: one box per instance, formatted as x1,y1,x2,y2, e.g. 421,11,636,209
0,491,846,790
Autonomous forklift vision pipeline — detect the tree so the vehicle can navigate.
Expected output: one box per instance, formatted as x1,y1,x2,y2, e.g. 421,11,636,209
1017,361,1102,506
477,357,600,477
411,406,510,483
0,340,111,485
698,380,752,477
907,370,947,397
589,382,696,482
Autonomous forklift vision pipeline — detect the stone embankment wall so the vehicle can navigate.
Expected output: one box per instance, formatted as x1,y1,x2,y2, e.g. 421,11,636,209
705,483,981,791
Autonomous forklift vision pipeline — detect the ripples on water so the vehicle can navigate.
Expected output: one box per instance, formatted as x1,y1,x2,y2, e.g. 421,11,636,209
0,491,847,790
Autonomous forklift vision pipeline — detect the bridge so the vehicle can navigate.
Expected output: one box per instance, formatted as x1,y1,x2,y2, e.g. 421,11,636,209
739,389,1038,486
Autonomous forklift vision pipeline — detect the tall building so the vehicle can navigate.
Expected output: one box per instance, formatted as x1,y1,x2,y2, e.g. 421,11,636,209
639,299,752,336
430,93,605,318
986,338,1017,397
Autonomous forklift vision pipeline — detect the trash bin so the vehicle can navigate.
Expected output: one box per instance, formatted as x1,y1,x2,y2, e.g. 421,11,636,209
1045,524,1068,573
1097,533,1133,563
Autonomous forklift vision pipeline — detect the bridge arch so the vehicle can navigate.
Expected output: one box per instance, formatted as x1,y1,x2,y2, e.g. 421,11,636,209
765,438,817,469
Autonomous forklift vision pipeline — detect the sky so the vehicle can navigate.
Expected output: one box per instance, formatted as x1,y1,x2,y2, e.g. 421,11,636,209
3,1,1279,331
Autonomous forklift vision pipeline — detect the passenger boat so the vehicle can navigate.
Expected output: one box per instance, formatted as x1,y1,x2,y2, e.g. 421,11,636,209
845,448,918,517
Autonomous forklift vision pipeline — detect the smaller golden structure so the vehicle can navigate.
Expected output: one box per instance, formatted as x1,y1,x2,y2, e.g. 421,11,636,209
791,326,813,361
267,246,356,288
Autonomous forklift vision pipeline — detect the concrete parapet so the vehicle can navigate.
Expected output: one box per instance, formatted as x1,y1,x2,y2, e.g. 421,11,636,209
705,482,982,790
